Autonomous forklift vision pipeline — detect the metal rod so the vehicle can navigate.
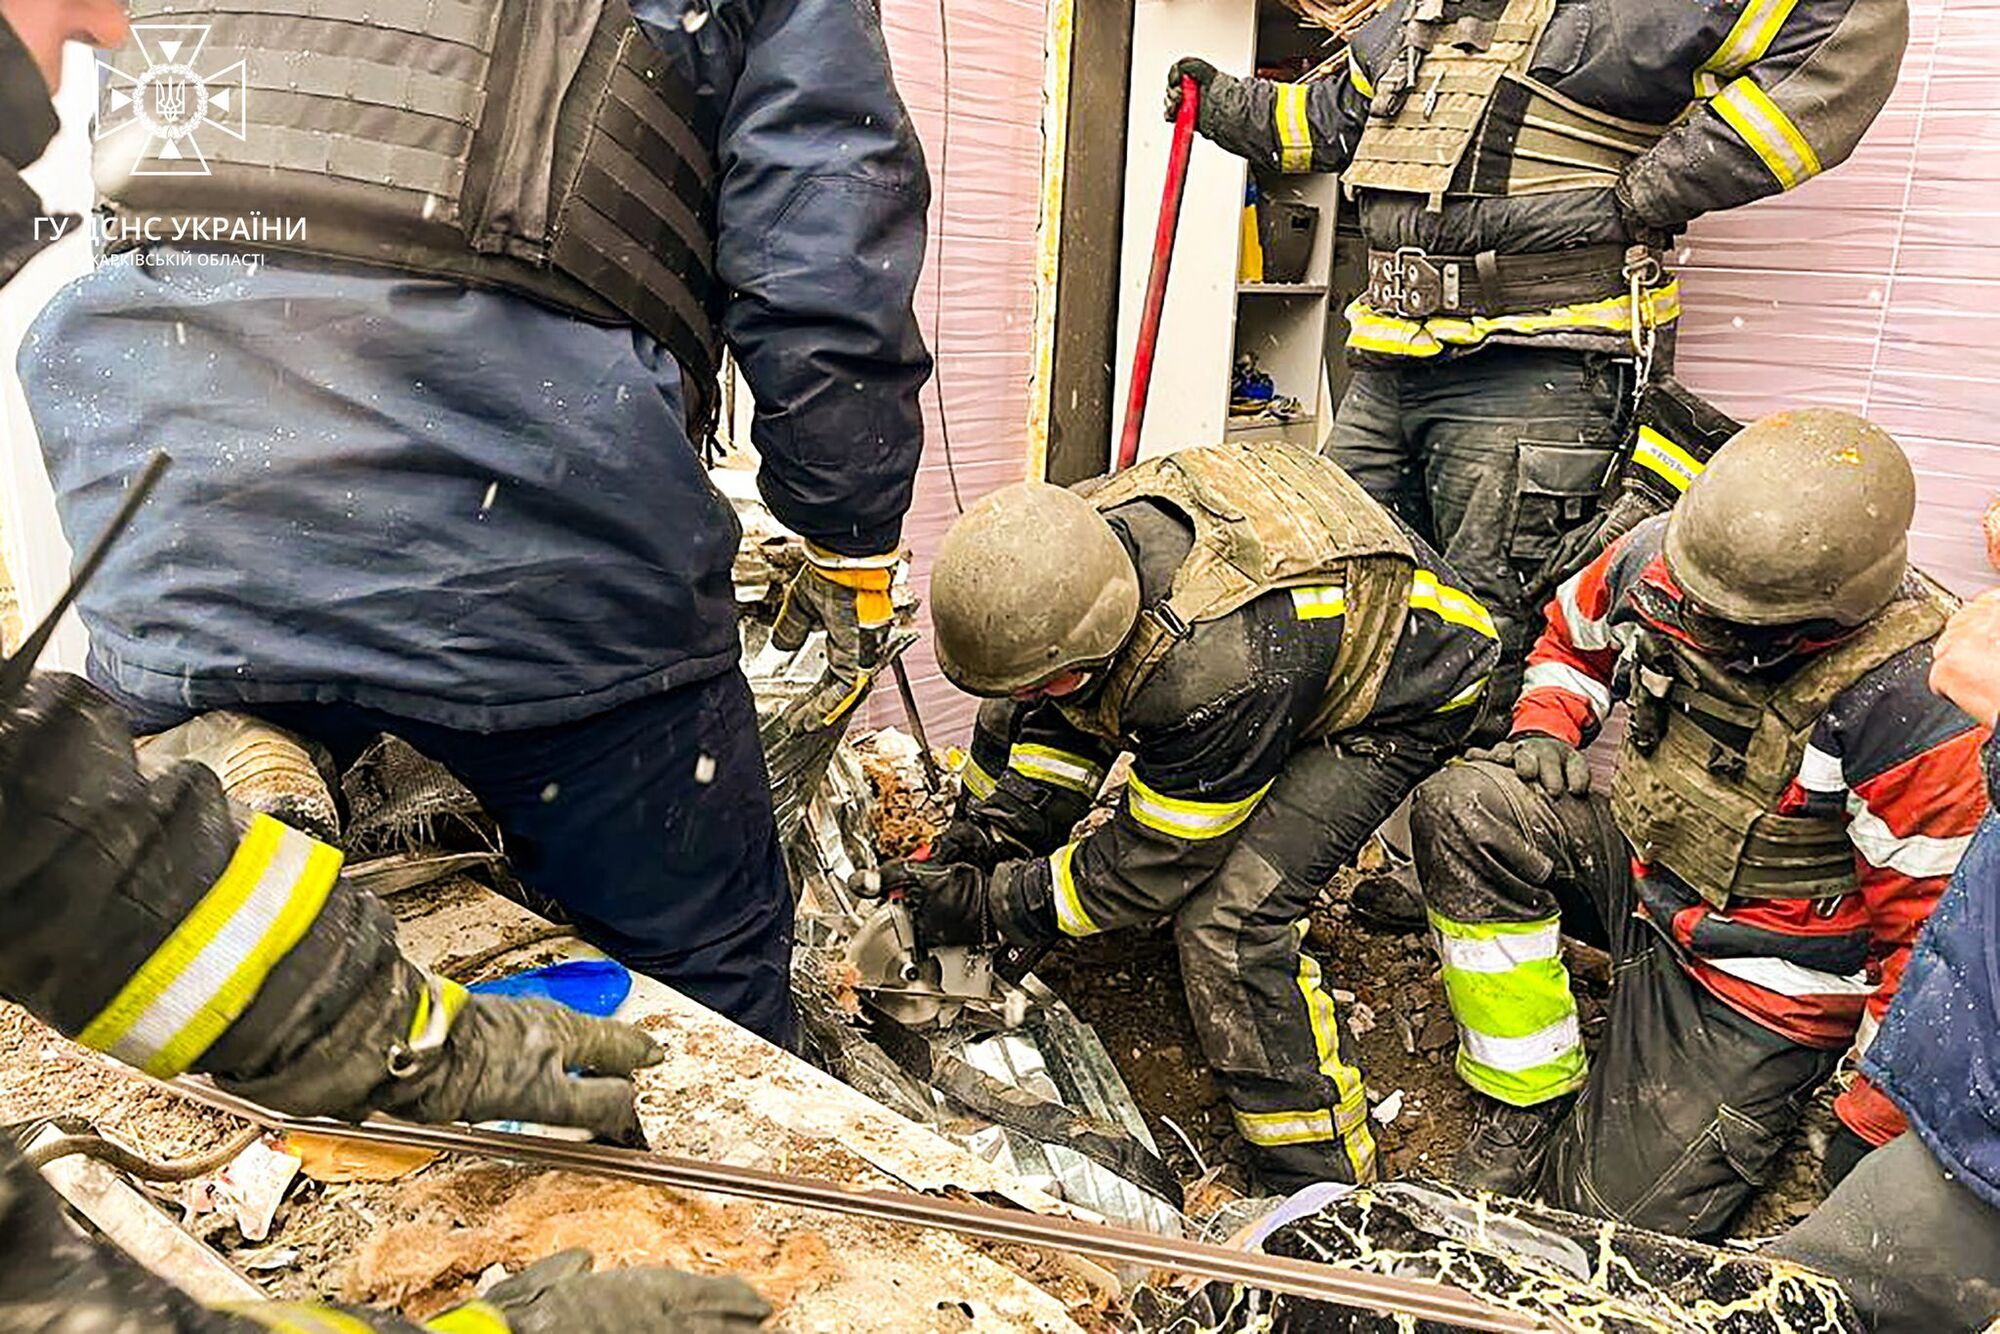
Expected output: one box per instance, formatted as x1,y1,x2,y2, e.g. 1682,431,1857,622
890,655,946,793
159,1076,1550,1332
1116,77,1199,473
0,452,171,701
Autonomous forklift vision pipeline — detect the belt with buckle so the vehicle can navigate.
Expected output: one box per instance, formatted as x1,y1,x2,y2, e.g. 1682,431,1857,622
1364,244,1639,319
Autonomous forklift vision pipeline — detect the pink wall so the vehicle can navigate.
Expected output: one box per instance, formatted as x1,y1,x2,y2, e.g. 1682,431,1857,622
1675,0,2000,595
864,0,1050,741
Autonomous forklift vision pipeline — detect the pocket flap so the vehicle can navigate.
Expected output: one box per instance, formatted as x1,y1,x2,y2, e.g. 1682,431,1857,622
1518,441,1617,497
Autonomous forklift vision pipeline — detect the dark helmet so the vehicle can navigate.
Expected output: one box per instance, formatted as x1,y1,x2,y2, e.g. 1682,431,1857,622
1665,407,1914,627
930,482,1140,697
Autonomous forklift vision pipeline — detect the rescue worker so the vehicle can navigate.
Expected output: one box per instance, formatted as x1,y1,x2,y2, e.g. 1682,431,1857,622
1772,589,2000,1331
20,0,935,1048
1408,409,1986,1238
0,13,766,1327
864,443,1499,1192
1165,0,1907,715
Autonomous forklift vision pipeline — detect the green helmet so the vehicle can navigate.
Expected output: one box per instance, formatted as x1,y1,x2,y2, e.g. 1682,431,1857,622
1665,407,1915,628
930,481,1141,697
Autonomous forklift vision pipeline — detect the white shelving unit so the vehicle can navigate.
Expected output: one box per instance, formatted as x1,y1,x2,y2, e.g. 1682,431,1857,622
1113,0,1340,462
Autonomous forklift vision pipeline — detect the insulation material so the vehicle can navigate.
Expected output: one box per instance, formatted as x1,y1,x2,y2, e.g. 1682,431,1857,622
1674,0,2000,595
868,0,1053,743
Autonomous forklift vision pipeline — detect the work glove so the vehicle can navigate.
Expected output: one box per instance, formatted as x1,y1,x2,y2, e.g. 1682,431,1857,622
1469,732,1592,799
1535,487,1655,602
852,859,1056,952
1163,56,1218,121
922,818,1036,874
218,958,662,1146
771,542,901,730
457,1249,771,1334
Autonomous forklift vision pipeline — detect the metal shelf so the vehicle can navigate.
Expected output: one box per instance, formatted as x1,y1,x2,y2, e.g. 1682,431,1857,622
1236,282,1328,295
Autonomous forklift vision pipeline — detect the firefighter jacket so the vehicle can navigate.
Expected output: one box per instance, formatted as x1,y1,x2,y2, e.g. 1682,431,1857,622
1517,518,1988,1144
24,0,930,732
1195,0,1906,363
952,500,1498,938
1863,734,2000,1210
0,673,508,1330
0,18,61,289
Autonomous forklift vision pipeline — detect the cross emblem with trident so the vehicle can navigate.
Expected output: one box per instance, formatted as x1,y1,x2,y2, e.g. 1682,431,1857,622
97,25,249,177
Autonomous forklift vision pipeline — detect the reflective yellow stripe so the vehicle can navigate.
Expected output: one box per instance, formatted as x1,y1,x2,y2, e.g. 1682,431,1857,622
1344,281,1682,358
1434,675,1489,715
1235,1106,1338,1147
1008,743,1105,796
1632,425,1707,493
1347,53,1375,100
1274,83,1313,173
1124,774,1270,841
1694,0,1801,97
1712,76,1821,190
961,756,999,802
1289,584,1347,621
1296,943,1378,1180
79,816,343,1078
1049,842,1101,937
221,1303,380,1334
425,1301,513,1334
1409,570,1498,640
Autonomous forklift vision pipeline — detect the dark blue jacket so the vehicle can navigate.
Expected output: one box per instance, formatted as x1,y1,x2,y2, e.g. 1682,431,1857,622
21,0,931,732
1864,734,2000,1210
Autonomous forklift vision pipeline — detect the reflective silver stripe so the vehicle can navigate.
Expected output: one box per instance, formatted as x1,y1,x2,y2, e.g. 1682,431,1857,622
1797,744,1846,795
1712,76,1821,190
1846,794,1973,879
1457,1014,1583,1074
1520,660,1613,716
1235,1107,1337,1147
1556,574,1612,651
1632,426,1705,494
1009,744,1104,796
1433,921,1562,974
961,757,999,802
1125,776,1270,841
1274,84,1313,173
1290,584,1347,621
1702,955,1875,998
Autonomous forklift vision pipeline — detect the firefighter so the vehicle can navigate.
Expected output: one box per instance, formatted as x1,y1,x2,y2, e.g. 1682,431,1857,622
18,0,935,1049
1771,590,2000,1331
1165,0,1907,718
0,12,766,1327
1407,409,1986,1238
863,443,1498,1192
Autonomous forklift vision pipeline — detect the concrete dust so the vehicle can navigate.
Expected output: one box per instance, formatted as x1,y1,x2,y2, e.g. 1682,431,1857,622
348,1166,841,1319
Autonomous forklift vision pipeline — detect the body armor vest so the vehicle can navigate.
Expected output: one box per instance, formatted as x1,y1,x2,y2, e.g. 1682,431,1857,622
1609,586,1954,908
98,0,723,434
1059,443,1417,742
1345,0,1667,211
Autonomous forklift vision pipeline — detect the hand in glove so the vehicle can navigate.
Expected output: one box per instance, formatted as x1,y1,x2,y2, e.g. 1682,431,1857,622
852,859,1055,951
455,1249,771,1334
219,959,662,1145
1163,56,1218,121
1469,732,1593,799
922,818,1034,874
771,542,901,730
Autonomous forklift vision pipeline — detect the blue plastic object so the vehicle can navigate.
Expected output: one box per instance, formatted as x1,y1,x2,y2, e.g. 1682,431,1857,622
469,958,633,1017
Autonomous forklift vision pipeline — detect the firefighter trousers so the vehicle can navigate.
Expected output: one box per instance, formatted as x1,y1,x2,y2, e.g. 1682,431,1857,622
1326,346,1632,730
1182,715,1470,1194
1411,759,1840,1239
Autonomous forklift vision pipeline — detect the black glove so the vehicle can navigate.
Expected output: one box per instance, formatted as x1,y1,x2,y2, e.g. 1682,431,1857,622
1820,1124,1876,1192
474,1249,771,1334
1536,488,1655,602
1613,170,1673,254
923,819,1033,873
219,960,663,1145
853,859,1057,951
1468,733,1593,799
1163,57,1218,121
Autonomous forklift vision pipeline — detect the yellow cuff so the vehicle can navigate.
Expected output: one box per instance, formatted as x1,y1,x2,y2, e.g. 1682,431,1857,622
425,1301,512,1334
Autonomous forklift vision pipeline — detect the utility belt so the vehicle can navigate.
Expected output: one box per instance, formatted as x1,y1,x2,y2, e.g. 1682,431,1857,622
1363,243,1637,320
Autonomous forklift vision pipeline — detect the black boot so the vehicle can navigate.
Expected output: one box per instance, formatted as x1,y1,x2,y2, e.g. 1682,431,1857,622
1452,1092,1575,1198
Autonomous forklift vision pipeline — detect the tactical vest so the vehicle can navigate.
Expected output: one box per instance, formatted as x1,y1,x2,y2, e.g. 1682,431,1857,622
1345,0,1668,211
1058,443,1417,742
98,0,723,435
1609,586,1954,908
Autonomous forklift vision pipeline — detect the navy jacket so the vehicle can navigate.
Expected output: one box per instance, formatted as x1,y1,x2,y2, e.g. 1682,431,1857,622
1864,734,2000,1210
22,0,931,731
